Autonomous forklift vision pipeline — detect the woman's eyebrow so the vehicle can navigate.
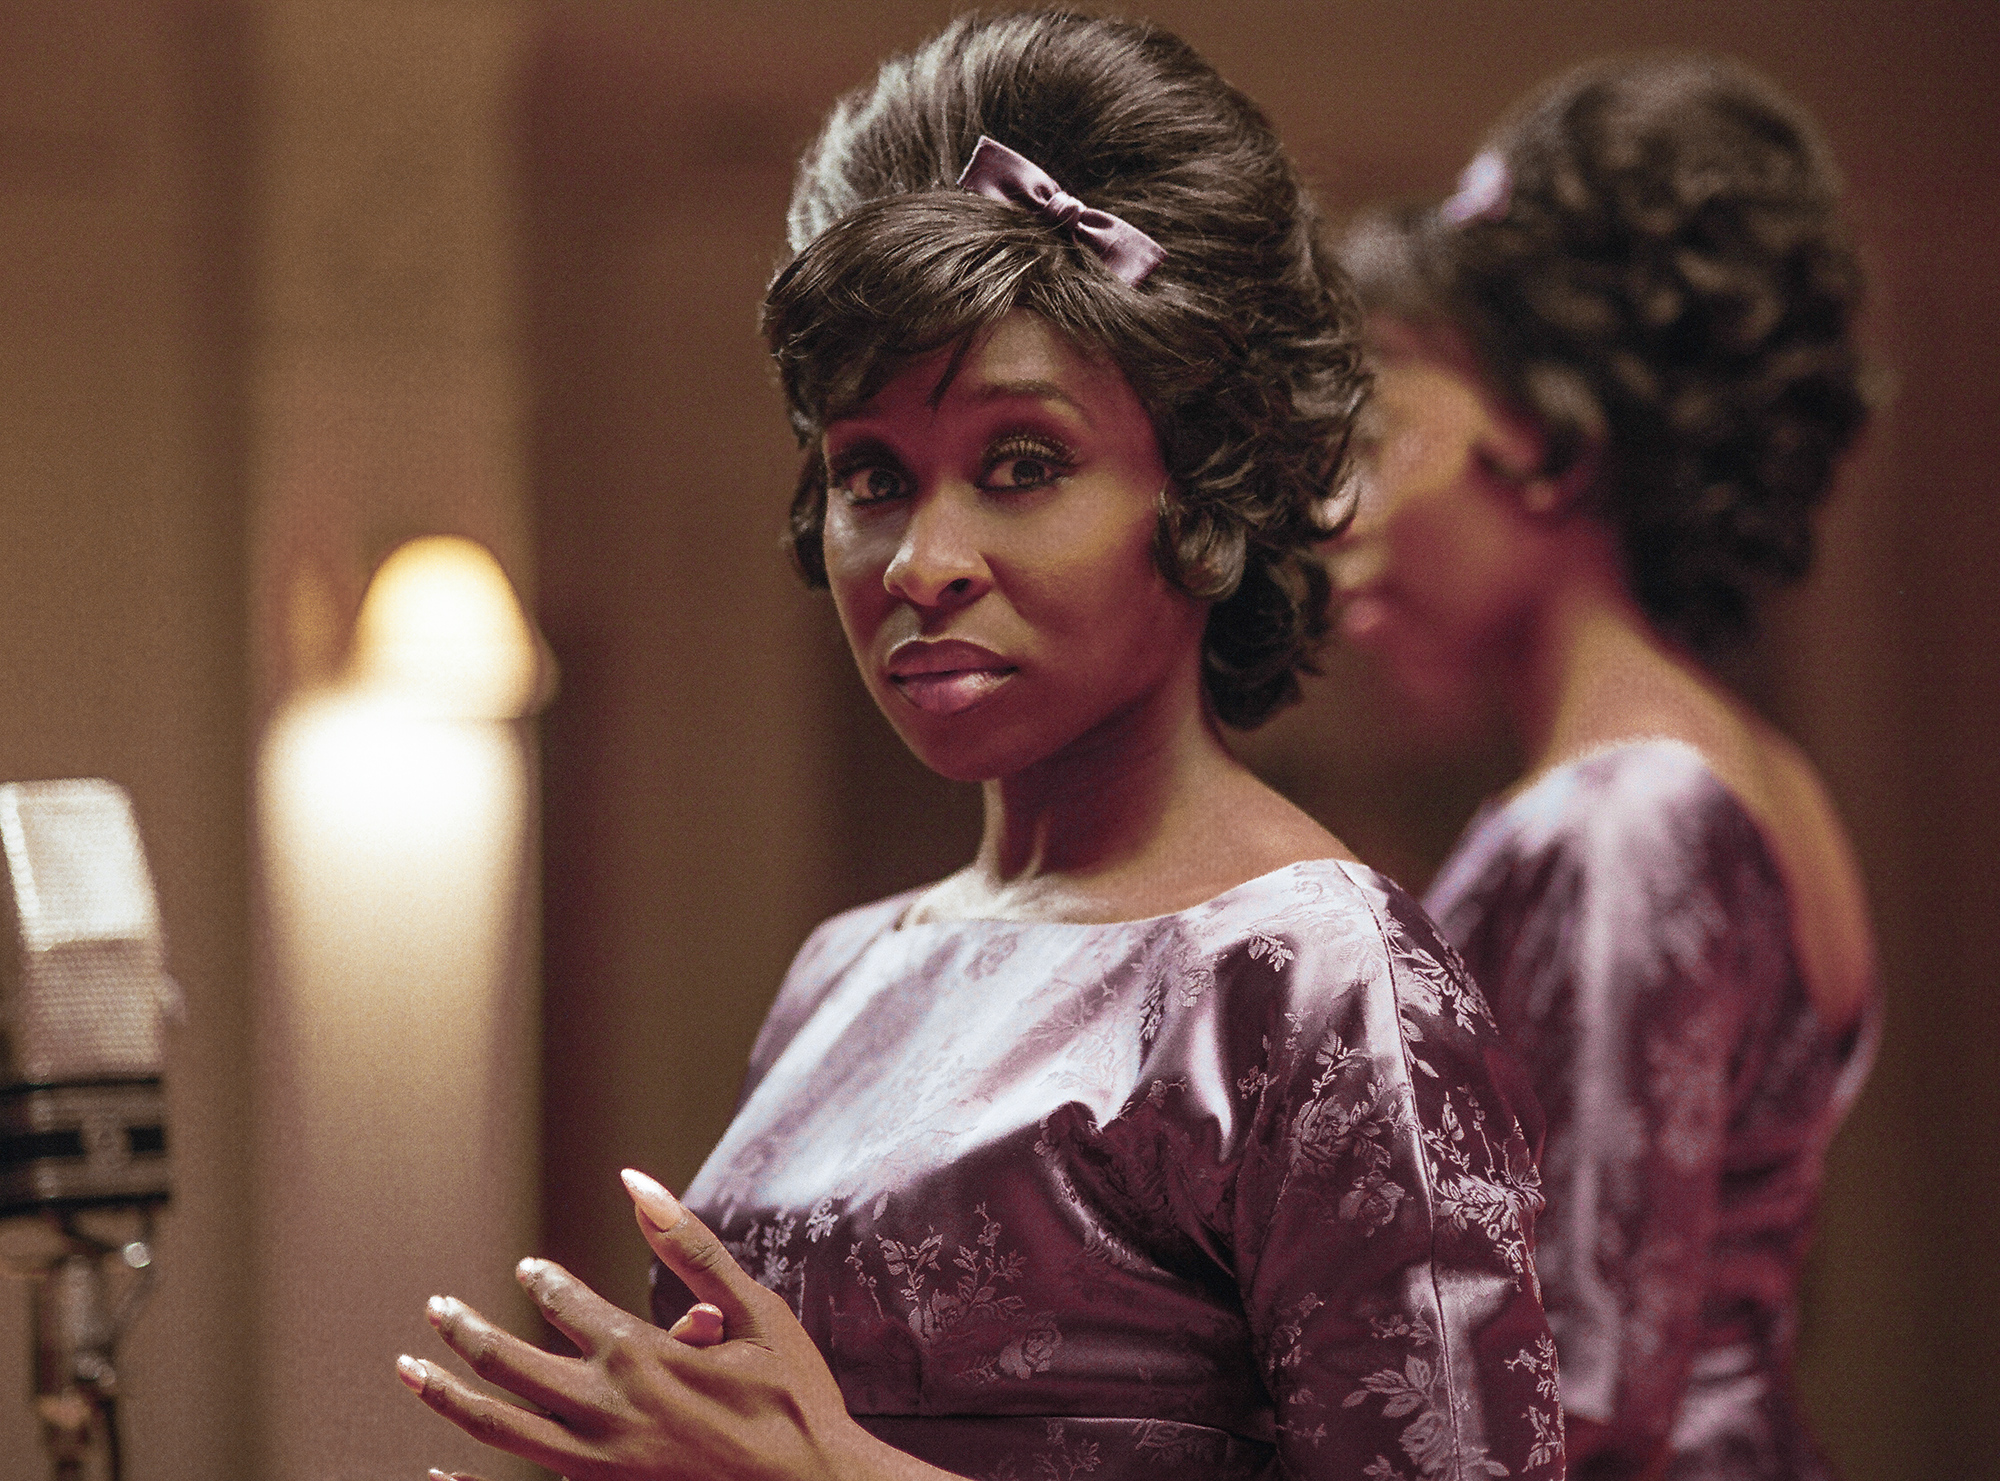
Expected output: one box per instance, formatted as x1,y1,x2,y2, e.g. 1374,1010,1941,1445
823,434,901,471
966,378,1095,426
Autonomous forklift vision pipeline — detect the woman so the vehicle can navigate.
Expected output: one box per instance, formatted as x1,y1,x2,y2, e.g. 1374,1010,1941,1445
1330,54,1877,1481
398,14,1560,1481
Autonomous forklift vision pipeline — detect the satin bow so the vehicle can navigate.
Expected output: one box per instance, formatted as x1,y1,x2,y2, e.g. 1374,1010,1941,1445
1439,150,1512,226
955,136,1166,286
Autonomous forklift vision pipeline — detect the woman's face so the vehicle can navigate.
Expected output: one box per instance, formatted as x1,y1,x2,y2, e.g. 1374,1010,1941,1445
819,310,1205,784
1327,316,1552,725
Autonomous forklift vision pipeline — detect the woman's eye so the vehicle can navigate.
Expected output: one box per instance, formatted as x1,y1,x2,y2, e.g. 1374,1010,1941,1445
982,443,1071,491
834,465,906,504
990,456,1056,488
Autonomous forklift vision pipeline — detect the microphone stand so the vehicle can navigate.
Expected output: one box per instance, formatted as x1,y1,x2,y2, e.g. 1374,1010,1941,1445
2,1209,158,1481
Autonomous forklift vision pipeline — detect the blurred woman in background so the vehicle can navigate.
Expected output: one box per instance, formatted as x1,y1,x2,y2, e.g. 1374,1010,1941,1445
397,12,1561,1480
1331,54,1878,1481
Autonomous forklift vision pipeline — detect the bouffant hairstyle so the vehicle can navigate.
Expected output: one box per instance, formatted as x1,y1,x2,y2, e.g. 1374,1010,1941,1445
1339,55,1869,651
763,10,1366,728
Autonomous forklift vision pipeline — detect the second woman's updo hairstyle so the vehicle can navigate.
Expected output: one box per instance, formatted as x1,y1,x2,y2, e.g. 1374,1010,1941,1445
763,10,1367,728
1340,55,1870,651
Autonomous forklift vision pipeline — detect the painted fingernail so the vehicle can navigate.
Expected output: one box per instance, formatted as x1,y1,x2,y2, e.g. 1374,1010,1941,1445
621,1168,685,1231
425,1295,450,1327
395,1354,427,1393
667,1302,723,1343
687,1304,725,1343
516,1256,545,1284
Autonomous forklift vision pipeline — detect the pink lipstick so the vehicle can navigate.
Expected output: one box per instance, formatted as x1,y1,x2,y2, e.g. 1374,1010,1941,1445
1338,591,1390,643
886,639,1018,716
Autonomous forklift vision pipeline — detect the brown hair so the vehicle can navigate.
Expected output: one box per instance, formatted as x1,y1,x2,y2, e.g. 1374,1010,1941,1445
1341,54,1870,652
763,10,1366,727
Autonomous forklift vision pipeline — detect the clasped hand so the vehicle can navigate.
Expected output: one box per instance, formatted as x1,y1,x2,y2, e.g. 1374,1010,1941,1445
397,1169,862,1481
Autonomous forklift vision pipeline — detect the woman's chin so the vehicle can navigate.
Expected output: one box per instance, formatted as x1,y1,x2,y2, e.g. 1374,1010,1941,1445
874,706,1016,785
892,736,1014,786
883,711,1069,787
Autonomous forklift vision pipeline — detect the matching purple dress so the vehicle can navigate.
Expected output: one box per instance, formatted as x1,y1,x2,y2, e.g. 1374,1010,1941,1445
1424,741,1877,1481
662,860,1566,1480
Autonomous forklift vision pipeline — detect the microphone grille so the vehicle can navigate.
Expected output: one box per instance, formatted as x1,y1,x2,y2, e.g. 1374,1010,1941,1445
0,780,167,1083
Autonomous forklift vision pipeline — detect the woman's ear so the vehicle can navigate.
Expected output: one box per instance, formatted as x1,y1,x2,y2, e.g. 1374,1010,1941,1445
1498,434,1602,521
1471,414,1550,503
1534,438,1605,518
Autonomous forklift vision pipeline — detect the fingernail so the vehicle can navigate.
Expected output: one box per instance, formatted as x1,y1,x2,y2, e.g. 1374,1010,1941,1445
689,1303,724,1341
395,1354,427,1393
515,1256,545,1284
425,1295,450,1327
429,1471,456,1481
621,1167,685,1231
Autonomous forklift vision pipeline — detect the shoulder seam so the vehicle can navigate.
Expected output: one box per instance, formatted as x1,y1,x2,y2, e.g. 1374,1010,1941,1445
1346,882,1471,1474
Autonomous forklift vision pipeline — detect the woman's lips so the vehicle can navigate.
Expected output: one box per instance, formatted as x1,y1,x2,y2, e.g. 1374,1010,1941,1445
886,639,1018,716
1338,590,1391,643
892,667,1017,714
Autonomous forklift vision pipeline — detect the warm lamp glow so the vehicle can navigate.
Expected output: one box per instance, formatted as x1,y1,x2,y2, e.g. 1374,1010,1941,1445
349,536,546,718
256,540,545,1481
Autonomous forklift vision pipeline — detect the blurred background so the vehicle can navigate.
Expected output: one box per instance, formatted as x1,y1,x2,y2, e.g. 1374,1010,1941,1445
0,0,1991,1477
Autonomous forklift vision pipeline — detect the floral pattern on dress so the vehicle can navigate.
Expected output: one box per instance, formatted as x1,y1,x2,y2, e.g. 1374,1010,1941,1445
846,1202,1068,1385
664,860,1563,1480
1425,740,1878,1479
979,1420,1104,1481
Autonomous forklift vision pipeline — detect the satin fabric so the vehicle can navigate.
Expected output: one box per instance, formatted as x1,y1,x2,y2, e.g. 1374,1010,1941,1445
657,860,1565,1480
1425,741,1877,1481
956,135,1168,285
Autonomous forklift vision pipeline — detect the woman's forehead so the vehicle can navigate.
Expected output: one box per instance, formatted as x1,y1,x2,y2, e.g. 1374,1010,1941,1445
828,312,1128,432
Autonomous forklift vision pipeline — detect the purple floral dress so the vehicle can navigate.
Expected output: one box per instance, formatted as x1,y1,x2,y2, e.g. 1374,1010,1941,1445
657,860,1565,1480
1424,742,1878,1481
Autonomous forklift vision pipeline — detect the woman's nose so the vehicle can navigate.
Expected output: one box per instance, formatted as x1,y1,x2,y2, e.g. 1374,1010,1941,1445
883,489,990,609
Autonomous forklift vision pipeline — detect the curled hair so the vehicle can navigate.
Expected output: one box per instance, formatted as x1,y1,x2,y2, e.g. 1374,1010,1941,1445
764,10,1366,727
1340,55,1870,650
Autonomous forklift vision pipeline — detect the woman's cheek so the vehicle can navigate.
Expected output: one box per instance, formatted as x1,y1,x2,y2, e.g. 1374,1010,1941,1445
1393,487,1509,636
822,513,895,627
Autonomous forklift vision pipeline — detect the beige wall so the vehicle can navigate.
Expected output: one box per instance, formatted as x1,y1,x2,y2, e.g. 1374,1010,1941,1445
0,2,545,1477
246,4,543,1480
0,3,252,1476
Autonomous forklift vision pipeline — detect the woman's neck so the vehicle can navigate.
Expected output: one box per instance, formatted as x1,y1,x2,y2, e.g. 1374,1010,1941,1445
1503,542,1723,785
904,657,1340,926
977,672,1230,886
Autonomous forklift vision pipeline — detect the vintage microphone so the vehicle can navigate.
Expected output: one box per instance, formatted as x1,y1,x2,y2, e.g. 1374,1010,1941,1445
0,780,175,1481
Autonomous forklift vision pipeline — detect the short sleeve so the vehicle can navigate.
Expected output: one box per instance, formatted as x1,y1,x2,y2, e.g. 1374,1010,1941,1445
1429,754,1788,1470
1220,872,1566,1480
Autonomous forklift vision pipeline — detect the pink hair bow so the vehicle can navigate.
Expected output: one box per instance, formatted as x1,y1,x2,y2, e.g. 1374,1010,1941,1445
1439,150,1512,226
956,135,1167,286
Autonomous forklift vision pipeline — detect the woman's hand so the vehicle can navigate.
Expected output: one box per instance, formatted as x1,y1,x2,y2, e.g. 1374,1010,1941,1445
396,1169,867,1481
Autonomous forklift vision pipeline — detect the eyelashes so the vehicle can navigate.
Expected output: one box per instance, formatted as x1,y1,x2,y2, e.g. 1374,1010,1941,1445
826,430,1078,506
828,460,907,506
982,433,1075,491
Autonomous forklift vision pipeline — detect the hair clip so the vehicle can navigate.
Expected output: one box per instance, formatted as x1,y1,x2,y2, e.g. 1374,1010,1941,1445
1439,151,1513,226
956,136,1166,286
